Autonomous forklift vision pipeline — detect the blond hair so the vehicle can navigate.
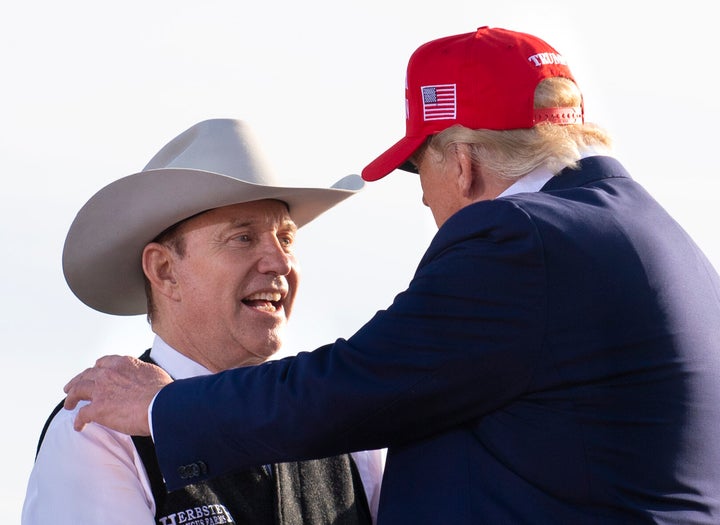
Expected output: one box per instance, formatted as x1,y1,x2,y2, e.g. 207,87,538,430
422,78,612,180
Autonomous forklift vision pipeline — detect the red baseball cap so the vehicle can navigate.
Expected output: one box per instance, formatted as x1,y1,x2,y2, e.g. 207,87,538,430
361,26,583,181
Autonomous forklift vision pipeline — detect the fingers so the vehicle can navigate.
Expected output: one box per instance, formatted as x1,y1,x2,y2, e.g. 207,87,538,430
63,355,127,394
62,354,170,436
73,404,92,432
94,354,128,368
63,365,98,408
63,377,95,410
62,355,125,414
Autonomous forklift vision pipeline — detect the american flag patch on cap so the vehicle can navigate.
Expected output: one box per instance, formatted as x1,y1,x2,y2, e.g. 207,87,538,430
422,84,456,121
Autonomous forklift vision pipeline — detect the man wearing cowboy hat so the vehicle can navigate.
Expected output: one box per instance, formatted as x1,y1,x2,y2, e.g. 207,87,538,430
22,119,382,524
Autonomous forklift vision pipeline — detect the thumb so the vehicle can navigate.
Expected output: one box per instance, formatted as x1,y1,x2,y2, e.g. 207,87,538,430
73,403,94,432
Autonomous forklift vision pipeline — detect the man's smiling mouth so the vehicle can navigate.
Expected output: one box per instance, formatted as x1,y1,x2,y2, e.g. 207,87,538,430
242,291,283,312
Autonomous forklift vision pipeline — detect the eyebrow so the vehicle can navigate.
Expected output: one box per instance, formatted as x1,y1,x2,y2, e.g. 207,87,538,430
229,216,297,230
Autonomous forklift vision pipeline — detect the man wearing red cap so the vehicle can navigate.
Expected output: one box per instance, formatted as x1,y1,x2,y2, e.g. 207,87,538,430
64,28,720,523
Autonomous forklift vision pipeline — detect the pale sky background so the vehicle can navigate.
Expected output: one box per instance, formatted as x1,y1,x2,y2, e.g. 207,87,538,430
2,1,718,521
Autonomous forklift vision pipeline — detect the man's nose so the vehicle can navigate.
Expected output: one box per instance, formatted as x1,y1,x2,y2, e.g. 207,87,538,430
258,239,292,275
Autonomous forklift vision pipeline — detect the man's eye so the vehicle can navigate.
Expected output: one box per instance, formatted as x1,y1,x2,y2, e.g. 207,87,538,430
279,236,294,247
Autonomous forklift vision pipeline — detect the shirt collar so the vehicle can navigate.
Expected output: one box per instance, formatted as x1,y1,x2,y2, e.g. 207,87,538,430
497,146,611,199
149,335,212,380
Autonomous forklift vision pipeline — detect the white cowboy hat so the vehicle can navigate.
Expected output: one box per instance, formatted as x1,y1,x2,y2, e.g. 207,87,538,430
62,118,364,316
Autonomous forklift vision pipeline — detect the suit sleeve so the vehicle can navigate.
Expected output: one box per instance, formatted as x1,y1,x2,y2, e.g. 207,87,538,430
153,200,547,490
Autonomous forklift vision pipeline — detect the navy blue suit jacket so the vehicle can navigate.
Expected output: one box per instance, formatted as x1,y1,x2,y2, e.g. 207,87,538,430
153,157,720,523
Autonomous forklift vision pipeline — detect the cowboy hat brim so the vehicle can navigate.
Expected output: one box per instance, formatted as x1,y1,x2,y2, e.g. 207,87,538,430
62,168,363,315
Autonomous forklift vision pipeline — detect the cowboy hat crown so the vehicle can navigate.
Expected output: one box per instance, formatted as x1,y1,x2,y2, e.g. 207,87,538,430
62,118,363,315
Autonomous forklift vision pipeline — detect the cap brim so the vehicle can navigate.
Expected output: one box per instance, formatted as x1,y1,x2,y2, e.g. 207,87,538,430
62,169,363,315
361,135,426,181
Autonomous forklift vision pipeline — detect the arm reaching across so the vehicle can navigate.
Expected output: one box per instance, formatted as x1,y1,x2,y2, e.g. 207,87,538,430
63,355,172,436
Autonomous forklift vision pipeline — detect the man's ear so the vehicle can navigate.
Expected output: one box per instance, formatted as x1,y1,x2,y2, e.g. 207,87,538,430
454,143,476,198
142,242,179,301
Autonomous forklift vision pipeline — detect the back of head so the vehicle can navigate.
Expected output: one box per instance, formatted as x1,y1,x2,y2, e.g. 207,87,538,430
429,78,611,180
362,26,611,182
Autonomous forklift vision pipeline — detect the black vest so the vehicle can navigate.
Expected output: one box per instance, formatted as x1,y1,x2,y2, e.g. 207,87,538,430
37,351,372,525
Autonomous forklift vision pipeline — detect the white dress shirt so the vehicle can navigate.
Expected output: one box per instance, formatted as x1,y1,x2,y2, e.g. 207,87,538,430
22,336,384,524
498,146,611,199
